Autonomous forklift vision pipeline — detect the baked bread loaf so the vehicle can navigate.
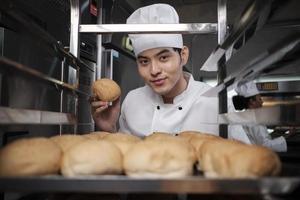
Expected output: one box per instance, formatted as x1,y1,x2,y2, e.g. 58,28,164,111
178,131,222,152
83,131,111,140
200,139,281,178
92,78,121,102
145,132,177,141
0,137,62,176
124,137,196,178
50,134,88,152
177,131,222,171
102,132,141,155
61,140,123,177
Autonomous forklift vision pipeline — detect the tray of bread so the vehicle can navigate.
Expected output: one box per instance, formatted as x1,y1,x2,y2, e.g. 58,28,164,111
0,131,299,194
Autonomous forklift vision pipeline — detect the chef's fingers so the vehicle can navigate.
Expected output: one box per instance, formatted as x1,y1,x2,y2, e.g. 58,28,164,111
91,101,109,114
91,101,108,108
95,104,109,114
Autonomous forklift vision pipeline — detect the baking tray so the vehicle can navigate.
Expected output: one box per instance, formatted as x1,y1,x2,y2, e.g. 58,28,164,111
0,175,300,194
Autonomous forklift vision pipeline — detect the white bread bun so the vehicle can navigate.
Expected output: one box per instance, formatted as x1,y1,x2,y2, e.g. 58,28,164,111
179,131,222,152
92,78,121,102
83,131,111,140
50,134,88,152
124,137,196,178
102,132,141,155
61,140,123,177
0,137,62,176
145,132,177,141
178,131,223,171
200,139,281,178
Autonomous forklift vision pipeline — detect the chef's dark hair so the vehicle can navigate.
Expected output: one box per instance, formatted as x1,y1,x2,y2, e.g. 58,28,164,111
173,48,182,54
173,48,189,72
232,95,256,110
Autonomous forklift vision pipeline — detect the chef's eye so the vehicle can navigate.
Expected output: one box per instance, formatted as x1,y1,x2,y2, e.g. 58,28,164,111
138,59,149,66
159,55,169,62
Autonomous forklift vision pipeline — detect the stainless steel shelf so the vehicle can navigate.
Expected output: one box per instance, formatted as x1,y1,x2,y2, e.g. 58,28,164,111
0,175,299,194
79,23,218,34
219,103,300,126
201,36,300,98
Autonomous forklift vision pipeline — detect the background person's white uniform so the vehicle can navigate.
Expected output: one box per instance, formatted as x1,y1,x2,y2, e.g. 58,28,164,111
234,82,287,152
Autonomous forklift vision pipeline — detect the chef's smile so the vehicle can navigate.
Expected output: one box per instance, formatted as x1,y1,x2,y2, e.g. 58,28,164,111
151,78,166,87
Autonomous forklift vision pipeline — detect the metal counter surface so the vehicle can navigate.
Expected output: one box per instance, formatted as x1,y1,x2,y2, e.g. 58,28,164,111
0,175,299,194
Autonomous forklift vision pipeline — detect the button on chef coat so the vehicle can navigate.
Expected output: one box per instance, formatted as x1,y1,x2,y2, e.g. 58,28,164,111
242,125,287,152
119,73,219,137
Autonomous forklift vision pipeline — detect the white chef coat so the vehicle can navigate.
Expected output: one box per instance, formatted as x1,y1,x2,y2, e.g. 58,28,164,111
242,125,287,152
119,73,219,137
227,101,252,144
228,125,251,144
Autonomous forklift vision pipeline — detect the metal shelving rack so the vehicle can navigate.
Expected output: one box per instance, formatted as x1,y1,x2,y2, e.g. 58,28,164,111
199,0,300,130
0,0,300,198
0,0,93,129
67,0,300,196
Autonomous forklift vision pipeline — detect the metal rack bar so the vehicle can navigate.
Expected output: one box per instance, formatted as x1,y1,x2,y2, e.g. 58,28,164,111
96,0,103,79
217,0,227,45
70,0,80,58
0,176,299,194
0,57,91,98
217,0,228,138
79,23,218,34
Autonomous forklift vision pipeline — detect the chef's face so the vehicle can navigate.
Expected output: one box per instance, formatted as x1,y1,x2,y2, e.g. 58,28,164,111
136,46,189,97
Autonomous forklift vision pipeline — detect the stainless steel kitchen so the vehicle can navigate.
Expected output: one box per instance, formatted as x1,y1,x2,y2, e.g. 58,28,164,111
0,0,300,199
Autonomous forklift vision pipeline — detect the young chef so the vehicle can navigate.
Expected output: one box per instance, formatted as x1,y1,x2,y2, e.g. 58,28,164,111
91,3,220,137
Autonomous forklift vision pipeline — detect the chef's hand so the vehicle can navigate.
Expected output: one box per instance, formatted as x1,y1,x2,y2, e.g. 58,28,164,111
90,96,120,133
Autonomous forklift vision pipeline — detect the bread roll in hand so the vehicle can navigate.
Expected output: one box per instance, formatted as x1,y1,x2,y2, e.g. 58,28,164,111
92,78,121,102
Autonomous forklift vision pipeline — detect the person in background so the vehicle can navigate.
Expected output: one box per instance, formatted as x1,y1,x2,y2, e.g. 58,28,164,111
91,3,220,137
232,81,287,152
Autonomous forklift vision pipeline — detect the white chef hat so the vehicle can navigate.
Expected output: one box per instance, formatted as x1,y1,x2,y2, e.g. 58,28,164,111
126,4,183,56
235,81,259,97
